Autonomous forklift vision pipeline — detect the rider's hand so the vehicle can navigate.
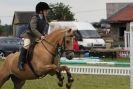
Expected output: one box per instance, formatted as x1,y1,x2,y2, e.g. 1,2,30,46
45,34,48,37
41,36,45,40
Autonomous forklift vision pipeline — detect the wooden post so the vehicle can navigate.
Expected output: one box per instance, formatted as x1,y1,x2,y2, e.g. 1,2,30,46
130,22,133,89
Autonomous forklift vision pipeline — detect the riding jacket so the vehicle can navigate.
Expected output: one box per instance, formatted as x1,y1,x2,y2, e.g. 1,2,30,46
22,15,49,40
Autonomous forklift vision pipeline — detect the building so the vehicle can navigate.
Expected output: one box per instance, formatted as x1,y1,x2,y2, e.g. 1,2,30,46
106,3,133,47
12,11,35,37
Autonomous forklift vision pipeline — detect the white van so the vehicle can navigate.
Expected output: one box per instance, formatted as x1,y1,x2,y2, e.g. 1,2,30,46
49,21,105,48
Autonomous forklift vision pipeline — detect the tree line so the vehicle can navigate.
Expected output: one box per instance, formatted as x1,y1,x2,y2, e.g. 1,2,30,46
0,25,12,36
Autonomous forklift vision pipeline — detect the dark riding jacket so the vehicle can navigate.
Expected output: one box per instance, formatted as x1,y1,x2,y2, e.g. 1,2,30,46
22,15,49,40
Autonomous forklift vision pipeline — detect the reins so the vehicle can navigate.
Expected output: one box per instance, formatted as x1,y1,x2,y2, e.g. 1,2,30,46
41,36,66,58
41,39,56,57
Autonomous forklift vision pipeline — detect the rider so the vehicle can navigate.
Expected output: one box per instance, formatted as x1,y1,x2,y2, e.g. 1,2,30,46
18,2,50,71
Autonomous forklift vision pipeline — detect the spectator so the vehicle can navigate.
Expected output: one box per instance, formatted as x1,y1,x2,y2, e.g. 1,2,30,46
73,37,80,52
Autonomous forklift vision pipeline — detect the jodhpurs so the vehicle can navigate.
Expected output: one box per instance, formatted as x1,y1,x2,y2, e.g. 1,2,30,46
23,38,31,49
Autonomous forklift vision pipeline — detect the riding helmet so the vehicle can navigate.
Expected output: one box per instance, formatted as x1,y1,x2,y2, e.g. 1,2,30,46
36,2,50,13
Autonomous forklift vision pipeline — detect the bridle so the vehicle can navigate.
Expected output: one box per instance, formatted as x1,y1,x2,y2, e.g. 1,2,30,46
41,33,74,58
57,35,74,57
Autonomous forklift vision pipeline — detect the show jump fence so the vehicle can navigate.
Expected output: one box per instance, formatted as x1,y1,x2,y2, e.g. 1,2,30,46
66,66,130,76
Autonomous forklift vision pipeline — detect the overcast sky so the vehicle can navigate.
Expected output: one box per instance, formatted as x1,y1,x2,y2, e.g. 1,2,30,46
0,0,133,25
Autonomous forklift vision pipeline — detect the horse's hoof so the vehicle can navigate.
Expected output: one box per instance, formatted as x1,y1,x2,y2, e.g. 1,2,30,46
66,83,72,89
69,77,74,82
58,81,63,87
61,76,64,81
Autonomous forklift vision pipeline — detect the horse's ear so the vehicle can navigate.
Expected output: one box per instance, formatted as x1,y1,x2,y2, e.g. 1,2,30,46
73,30,83,41
67,29,72,33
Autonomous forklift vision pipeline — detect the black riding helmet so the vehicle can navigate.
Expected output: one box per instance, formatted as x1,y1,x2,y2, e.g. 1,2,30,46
36,2,50,13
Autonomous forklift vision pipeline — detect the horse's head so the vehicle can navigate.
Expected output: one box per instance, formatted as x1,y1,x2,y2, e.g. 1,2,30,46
42,28,76,60
58,28,75,60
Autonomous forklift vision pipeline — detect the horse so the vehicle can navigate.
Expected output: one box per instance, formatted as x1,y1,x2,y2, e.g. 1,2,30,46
0,28,75,89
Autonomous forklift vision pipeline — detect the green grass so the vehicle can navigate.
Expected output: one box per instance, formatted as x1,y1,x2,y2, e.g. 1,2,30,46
1,74,129,89
102,58,130,62
0,59,130,89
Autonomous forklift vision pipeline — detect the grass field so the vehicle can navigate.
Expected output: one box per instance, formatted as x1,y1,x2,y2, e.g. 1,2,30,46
102,58,129,62
0,59,130,89
1,74,129,89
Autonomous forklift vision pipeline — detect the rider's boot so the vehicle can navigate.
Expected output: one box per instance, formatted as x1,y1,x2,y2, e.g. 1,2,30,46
18,47,27,71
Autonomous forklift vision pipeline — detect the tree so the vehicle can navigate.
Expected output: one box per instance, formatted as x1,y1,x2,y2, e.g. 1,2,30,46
0,26,3,35
48,3,75,21
99,19,108,24
0,25,12,36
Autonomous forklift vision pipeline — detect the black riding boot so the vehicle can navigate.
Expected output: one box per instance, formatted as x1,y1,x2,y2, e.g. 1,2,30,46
18,47,27,71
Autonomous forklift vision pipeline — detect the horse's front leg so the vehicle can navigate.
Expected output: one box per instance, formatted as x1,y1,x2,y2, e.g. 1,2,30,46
59,66,74,89
38,64,58,76
39,64,64,87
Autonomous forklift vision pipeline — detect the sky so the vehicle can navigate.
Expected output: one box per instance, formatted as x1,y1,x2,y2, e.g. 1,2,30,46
0,0,133,25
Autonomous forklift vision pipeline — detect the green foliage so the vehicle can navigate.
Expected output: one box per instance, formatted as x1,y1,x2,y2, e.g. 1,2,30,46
0,25,12,36
48,2,75,21
0,25,3,35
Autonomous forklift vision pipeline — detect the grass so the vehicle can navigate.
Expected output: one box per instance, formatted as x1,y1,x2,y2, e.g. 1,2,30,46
0,59,130,89
1,74,129,89
102,58,130,62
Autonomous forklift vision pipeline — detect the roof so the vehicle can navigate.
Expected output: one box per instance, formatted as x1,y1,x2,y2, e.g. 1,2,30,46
108,5,133,22
12,11,35,25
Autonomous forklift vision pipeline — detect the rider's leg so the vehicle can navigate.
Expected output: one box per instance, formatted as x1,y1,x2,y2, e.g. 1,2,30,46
18,38,30,71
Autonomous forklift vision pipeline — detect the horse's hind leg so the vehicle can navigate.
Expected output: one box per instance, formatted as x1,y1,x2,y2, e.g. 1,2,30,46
11,75,25,89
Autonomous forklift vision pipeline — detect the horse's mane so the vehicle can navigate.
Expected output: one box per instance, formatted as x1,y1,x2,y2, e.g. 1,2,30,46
47,29,67,38
50,29,66,35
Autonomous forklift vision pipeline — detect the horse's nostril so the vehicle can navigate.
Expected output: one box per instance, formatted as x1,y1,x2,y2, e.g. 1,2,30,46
65,52,74,60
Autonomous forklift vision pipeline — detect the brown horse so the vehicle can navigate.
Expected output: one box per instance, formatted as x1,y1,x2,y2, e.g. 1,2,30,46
0,28,75,89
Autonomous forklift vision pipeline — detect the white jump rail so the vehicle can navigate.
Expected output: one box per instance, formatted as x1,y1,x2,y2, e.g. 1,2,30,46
65,66,130,76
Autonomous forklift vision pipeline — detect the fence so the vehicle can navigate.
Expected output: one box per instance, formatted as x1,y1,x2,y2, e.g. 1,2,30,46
66,66,130,76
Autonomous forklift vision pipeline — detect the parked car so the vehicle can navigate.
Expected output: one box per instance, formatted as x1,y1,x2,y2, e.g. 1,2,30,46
0,37,23,58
